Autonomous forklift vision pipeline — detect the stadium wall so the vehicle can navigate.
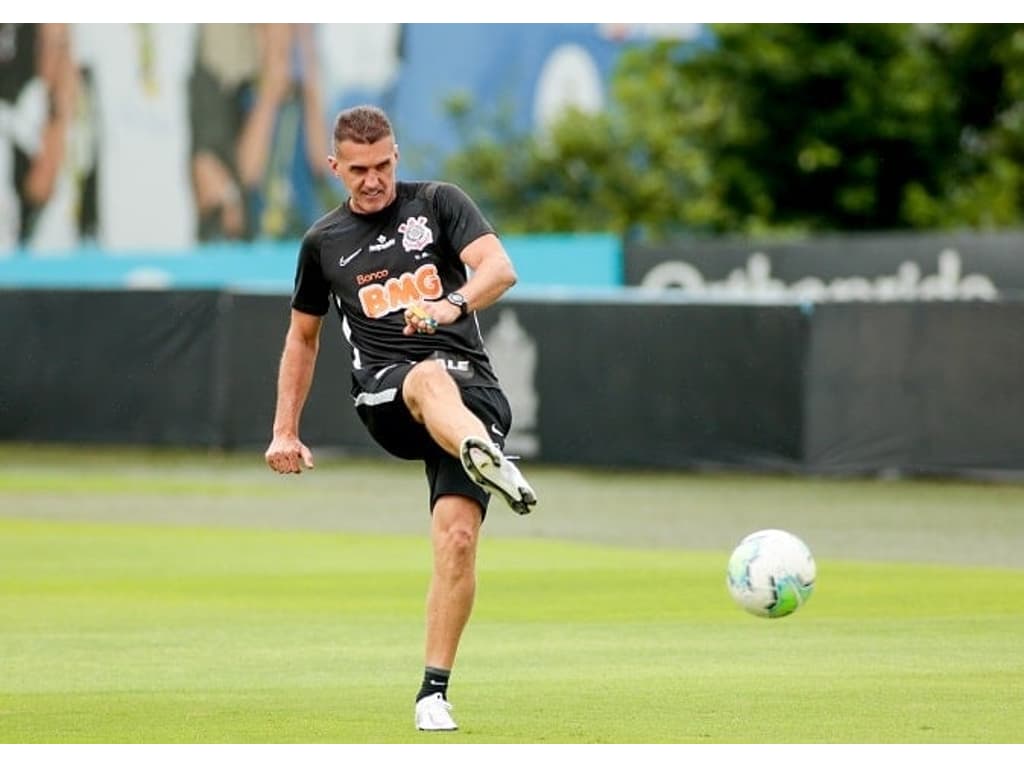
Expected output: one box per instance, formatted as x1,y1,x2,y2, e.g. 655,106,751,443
3,288,1022,477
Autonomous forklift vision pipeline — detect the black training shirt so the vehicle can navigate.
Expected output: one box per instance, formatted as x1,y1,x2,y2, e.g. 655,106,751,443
291,181,501,390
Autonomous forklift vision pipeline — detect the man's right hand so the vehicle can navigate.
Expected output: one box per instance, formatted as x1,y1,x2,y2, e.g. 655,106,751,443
265,435,315,474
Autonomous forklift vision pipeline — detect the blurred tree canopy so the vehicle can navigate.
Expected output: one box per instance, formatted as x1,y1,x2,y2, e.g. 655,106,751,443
442,24,1024,237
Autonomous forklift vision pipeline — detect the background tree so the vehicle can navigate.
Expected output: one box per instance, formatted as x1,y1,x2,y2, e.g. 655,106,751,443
443,24,1024,237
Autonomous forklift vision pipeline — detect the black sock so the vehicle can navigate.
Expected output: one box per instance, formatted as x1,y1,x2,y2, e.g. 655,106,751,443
416,666,451,702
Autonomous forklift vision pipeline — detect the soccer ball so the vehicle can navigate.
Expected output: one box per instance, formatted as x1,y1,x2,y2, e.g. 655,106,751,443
726,529,816,618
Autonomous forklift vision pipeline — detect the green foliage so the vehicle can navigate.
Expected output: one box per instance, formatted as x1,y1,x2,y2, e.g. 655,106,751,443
442,24,1024,236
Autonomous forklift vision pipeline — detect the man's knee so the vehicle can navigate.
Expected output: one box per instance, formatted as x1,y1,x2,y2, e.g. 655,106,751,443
404,360,458,414
432,496,482,547
432,506,481,577
436,524,477,557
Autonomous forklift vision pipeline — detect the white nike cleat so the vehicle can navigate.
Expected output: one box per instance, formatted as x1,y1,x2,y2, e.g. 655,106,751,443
460,436,537,516
415,692,458,731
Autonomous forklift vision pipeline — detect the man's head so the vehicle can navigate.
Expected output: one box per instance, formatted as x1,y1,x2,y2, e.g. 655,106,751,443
328,105,399,215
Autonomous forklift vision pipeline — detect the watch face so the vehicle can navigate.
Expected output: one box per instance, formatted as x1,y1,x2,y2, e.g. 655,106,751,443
447,292,468,315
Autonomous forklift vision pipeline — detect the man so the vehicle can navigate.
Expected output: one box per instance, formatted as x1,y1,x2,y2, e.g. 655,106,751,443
264,105,537,732
0,23,79,248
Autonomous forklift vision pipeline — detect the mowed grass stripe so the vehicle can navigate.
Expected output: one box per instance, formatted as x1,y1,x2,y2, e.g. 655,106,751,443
3,444,1024,569
1,518,1022,743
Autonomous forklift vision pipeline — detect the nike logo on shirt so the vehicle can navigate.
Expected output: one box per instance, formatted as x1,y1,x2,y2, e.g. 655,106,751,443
339,248,363,267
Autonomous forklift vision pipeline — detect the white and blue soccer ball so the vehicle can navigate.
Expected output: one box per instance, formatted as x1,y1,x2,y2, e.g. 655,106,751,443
726,528,816,618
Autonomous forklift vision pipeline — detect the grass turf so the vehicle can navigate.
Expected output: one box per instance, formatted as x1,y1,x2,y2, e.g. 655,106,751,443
1,514,1022,743
2,445,1023,744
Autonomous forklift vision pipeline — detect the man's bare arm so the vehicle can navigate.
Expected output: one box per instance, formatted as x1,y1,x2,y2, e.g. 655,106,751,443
265,309,323,473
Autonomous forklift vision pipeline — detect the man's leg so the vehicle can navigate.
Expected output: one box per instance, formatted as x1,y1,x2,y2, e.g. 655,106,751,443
414,493,480,731
403,360,537,515
402,359,487,456
425,494,481,670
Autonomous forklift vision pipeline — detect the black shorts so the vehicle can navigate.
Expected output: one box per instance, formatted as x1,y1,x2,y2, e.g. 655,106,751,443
353,362,513,517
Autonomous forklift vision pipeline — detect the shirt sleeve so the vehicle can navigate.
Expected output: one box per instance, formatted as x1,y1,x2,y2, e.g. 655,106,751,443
433,183,497,255
290,229,331,316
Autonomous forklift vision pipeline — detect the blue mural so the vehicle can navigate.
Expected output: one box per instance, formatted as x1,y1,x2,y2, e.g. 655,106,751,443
0,23,706,259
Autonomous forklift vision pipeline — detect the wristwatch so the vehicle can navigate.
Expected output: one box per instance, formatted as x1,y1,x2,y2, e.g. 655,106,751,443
446,292,469,317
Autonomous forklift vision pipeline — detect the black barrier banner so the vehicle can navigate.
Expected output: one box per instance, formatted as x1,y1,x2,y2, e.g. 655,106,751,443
0,289,224,445
475,300,808,469
803,301,1024,474
4,289,1024,477
625,231,1024,301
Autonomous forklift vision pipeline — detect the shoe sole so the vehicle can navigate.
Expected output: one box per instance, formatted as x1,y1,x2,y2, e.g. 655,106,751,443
460,437,536,516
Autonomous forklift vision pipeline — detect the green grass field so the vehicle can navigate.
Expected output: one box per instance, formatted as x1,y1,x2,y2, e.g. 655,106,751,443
1,445,1023,744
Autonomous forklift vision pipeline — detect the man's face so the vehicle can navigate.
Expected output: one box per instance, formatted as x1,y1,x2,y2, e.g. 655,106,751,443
328,136,399,215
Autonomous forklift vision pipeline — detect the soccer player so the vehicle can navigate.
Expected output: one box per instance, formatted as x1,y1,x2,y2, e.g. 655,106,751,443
264,105,537,732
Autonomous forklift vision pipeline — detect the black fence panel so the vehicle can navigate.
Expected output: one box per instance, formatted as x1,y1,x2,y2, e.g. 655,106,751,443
3,288,1023,477
0,289,223,445
803,301,1024,474
474,300,807,470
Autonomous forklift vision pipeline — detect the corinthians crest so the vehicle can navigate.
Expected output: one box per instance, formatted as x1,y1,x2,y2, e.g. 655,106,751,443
398,216,434,252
